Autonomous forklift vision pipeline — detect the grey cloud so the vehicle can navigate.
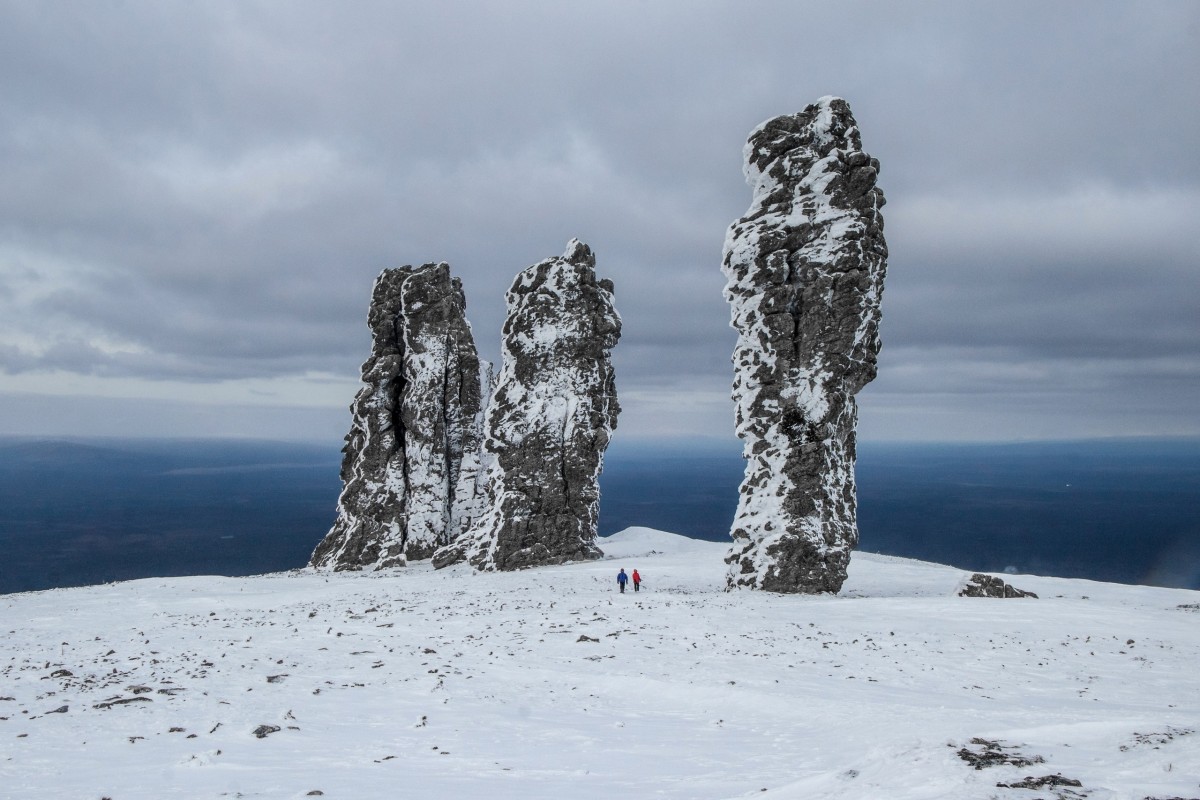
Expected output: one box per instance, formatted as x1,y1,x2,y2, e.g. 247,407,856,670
1,1,1197,440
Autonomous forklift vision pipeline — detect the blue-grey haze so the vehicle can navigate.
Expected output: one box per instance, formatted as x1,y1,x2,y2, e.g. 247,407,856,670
1,438,1196,595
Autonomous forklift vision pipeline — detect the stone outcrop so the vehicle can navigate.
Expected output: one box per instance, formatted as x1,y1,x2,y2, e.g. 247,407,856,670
722,96,888,593
958,573,1038,599
310,262,487,570
436,239,620,571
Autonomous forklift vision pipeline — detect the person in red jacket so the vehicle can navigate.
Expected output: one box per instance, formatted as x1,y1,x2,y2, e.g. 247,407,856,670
631,569,641,592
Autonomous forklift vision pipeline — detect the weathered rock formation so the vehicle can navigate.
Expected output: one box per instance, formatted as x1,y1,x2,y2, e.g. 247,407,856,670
436,239,620,571
722,96,888,593
958,573,1038,599
310,262,487,570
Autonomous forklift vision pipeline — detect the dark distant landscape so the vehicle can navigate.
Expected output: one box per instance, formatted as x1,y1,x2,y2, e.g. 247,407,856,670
1,436,1197,594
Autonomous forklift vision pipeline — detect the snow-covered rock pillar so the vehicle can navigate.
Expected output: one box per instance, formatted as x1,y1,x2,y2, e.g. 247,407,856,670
437,239,621,571
310,262,487,570
722,97,888,593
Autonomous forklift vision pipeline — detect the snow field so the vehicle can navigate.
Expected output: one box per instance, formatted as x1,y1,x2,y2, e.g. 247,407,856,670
1,527,1197,799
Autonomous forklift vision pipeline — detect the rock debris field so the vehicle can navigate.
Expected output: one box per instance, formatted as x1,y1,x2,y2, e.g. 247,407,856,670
1,528,1198,799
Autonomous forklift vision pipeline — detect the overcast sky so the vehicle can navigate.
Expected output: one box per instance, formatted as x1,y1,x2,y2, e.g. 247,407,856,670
1,1,1197,444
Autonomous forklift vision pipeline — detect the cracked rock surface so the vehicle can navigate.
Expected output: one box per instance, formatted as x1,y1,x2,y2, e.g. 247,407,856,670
438,239,620,571
311,262,487,570
722,96,888,594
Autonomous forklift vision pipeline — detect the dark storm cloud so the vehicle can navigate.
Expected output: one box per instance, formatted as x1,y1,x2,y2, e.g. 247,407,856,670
1,0,1197,440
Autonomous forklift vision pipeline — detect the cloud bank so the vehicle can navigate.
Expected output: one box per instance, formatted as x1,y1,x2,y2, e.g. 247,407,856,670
1,1,1197,442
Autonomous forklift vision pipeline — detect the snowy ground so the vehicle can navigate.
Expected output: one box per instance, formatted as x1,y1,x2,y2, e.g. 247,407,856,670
2,527,1197,799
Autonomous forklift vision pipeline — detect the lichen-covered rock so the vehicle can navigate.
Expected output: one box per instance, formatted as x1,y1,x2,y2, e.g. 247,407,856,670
310,262,486,570
958,573,1038,599
722,96,888,594
437,239,620,571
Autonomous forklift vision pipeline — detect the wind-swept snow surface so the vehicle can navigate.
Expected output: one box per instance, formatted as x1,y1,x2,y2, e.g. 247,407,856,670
2,528,1197,799
723,96,888,594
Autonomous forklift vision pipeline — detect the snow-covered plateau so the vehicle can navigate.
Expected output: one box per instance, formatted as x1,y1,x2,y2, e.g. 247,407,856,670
2,527,1197,799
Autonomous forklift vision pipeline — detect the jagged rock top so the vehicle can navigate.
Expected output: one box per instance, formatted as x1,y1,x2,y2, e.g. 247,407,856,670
501,239,619,388
725,95,886,399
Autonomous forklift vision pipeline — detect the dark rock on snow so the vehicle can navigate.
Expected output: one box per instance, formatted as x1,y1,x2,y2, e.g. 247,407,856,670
956,738,1045,770
310,262,488,570
93,696,152,709
437,239,620,571
722,96,888,594
996,774,1084,791
959,573,1039,599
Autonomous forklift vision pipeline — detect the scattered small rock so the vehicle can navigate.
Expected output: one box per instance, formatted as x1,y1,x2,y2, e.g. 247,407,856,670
998,774,1083,789
1121,727,1195,751
956,738,1044,770
93,697,152,710
577,635,600,643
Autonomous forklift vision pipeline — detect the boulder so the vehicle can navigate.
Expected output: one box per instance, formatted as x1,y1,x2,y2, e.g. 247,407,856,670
958,573,1038,599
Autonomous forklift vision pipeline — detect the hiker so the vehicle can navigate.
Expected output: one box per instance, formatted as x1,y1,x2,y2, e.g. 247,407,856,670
617,568,628,593
632,569,641,592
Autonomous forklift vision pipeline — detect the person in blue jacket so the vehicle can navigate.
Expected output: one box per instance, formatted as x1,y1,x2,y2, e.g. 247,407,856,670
617,568,629,593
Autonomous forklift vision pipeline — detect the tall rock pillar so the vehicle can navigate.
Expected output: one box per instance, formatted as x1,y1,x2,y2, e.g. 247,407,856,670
438,239,621,571
722,96,888,593
310,262,487,570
